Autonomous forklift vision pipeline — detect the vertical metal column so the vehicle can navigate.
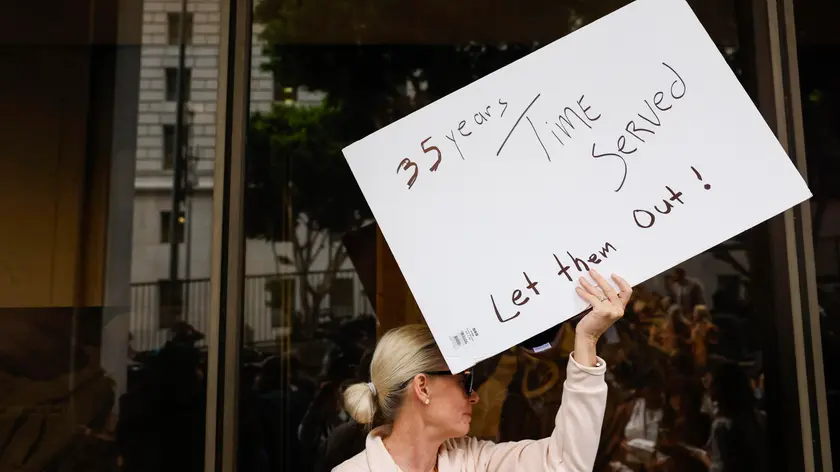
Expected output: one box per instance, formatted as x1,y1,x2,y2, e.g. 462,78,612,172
748,0,832,469
168,0,189,287
204,0,251,469
774,0,833,468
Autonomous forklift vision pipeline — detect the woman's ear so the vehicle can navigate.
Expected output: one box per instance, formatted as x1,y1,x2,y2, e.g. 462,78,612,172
411,374,431,402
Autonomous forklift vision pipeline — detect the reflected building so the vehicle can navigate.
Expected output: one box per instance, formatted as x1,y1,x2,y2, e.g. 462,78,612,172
130,0,352,351
0,0,836,470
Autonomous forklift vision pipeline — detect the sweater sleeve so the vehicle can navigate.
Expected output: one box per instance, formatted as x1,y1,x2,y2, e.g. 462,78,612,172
455,353,608,472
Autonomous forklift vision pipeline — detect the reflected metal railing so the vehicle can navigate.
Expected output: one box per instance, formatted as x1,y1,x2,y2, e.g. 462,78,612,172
129,269,373,351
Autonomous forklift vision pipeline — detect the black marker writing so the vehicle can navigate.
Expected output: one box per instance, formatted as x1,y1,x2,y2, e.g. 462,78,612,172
554,242,617,282
497,93,542,156
497,94,601,159
397,60,687,193
633,166,708,229
633,186,685,229
553,104,593,144
499,98,509,117
445,130,465,160
692,166,711,189
526,116,551,162
442,98,510,162
490,271,541,323
489,239,621,324
592,61,688,192
591,144,628,192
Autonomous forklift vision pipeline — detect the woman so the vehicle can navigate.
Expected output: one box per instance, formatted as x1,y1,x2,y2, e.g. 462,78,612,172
616,368,667,470
692,362,766,472
688,305,718,370
658,376,711,472
335,269,632,472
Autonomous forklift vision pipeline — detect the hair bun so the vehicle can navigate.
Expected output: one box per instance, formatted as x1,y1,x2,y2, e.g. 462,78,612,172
343,382,377,425
341,324,444,427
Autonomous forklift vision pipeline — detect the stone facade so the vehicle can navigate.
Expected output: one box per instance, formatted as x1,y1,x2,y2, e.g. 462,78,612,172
135,0,272,184
133,0,283,285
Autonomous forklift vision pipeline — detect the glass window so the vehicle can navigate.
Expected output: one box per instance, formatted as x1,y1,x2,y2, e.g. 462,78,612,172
239,1,798,472
794,0,840,466
273,81,298,104
128,0,220,468
163,124,175,169
165,67,192,101
167,12,194,46
162,124,190,170
0,0,222,470
160,210,186,244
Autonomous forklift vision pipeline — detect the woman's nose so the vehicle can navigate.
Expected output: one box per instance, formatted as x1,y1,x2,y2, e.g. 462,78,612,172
469,391,479,404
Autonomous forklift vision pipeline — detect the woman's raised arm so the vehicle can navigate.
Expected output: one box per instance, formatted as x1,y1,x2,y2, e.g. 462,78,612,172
454,270,631,471
454,352,608,471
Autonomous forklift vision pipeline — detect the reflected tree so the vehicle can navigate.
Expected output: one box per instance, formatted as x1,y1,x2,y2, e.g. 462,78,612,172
802,84,840,243
245,103,372,324
253,0,632,138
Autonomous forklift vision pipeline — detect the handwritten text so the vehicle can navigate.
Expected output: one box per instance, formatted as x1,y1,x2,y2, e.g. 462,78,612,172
395,61,688,193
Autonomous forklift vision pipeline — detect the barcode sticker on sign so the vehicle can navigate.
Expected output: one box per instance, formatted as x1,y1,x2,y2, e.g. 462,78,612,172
450,327,479,349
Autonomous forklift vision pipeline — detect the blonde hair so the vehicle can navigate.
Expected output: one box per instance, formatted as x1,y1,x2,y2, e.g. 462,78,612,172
693,304,712,321
343,324,444,425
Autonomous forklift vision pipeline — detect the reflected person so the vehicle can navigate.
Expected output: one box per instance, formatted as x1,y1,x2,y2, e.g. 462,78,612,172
334,269,632,472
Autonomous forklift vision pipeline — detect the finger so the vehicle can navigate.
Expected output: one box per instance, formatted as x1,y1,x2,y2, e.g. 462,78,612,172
589,269,619,304
611,274,633,302
575,286,602,306
578,277,606,301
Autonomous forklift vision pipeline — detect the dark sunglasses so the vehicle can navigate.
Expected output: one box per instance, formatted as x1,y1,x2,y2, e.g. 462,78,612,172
401,369,474,396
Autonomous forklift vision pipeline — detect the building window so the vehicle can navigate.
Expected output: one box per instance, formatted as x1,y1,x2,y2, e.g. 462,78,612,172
715,274,742,307
267,277,297,328
274,83,298,104
160,211,185,244
157,279,183,329
162,124,189,170
165,67,191,102
330,277,355,318
167,12,193,45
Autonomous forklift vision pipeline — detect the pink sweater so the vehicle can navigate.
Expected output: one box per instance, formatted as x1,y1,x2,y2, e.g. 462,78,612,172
334,354,608,472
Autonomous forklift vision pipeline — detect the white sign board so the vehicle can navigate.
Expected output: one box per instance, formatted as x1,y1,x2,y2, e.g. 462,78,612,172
342,0,812,373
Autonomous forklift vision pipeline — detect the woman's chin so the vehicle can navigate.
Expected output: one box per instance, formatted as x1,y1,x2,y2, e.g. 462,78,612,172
461,415,473,431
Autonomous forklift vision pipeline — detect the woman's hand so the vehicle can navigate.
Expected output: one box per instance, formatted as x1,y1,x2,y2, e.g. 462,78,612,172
576,270,632,342
572,270,632,366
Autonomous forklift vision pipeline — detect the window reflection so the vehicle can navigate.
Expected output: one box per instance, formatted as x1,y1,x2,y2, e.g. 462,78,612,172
241,1,776,472
0,0,224,469
797,24,840,470
591,267,768,472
